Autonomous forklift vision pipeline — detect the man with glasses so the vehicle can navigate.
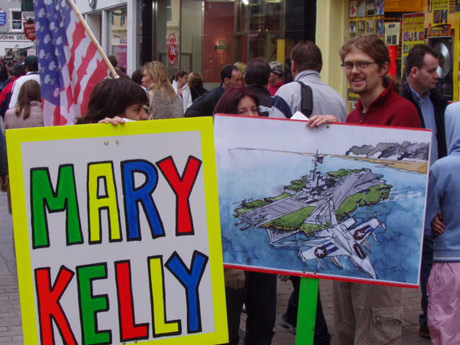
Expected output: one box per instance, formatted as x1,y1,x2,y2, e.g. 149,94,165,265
334,35,421,345
401,44,448,340
341,37,420,126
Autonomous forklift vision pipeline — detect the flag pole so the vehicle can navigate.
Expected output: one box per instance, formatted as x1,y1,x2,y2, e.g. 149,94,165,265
66,0,119,78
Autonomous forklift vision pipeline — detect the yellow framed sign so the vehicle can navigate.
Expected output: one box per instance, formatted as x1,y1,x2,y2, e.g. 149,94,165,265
6,118,227,345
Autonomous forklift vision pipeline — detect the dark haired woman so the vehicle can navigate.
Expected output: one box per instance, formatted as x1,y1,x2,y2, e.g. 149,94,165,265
4,79,44,208
213,86,259,117
5,79,43,129
76,78,148,124
214,87,276,345
172,71,192,112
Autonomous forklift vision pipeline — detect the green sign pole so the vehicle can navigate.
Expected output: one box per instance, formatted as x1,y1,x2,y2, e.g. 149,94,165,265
295,277,319,345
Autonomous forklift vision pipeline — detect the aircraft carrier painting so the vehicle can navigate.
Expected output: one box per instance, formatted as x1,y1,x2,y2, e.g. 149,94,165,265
214,115,432,286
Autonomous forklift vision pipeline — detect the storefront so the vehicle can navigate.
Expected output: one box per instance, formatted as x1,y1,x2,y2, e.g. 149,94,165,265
77,0,317,87
0,33,35,57
76,0,459,102
342,0,459,102
0,3,36,57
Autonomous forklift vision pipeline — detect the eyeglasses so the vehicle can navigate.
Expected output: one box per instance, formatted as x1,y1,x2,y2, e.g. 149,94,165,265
341,61,378,71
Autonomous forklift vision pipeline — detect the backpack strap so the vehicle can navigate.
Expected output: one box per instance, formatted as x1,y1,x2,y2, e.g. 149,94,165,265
297,81,313,117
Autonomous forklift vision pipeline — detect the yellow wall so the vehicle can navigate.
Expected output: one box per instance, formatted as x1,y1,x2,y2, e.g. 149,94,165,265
316,0,349,101
317,1,459,102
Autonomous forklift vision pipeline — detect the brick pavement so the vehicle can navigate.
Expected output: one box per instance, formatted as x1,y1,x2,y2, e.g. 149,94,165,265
0,192,23,345
0,190,432,345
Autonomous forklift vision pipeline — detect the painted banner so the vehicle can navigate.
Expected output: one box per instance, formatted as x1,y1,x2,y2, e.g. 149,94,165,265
215,115,431,288
7,118,227,345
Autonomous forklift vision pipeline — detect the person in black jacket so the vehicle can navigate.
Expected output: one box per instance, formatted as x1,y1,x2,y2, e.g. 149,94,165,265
0,128,8,192
244,57,273,117
402,44,448,162
188,72,207,101
401,44,448,340
185,64,242,117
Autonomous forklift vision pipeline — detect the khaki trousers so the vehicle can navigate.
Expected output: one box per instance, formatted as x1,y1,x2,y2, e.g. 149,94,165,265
333,281,403,345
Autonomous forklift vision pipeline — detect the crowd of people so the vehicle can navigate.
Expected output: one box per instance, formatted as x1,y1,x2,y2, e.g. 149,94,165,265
0,34,459,345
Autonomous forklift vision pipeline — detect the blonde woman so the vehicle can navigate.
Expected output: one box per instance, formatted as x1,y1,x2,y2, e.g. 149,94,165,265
141,61,183,119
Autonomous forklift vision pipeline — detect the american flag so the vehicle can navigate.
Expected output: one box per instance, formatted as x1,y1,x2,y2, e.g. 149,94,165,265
34,0,110,126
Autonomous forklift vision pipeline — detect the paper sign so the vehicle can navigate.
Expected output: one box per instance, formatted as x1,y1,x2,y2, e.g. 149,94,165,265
7,118,227,345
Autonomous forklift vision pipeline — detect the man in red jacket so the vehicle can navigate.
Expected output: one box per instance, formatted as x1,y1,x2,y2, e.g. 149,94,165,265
333,35,421,345
341,36,420,127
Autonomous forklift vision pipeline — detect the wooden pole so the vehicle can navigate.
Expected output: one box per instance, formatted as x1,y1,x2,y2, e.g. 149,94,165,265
295,278,319,345
66,0,118,78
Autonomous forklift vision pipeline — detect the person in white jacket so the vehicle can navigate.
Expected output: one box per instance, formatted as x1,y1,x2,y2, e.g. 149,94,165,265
172,71,192,112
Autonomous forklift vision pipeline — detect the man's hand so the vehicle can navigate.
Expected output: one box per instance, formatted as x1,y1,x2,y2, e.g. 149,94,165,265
432,211,445,236
306,115,338,127
224,268,245,289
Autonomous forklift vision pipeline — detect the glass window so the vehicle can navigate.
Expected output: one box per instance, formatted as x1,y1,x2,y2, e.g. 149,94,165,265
11,10,22,31
167,0,172,23
108,7,128,70
152,0,310,87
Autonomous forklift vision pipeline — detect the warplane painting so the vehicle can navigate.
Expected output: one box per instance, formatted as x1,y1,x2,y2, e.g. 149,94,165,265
214,115,432,287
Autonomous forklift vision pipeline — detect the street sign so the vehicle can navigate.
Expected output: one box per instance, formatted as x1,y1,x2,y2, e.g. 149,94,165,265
168,33,178,66
0,11,7,26
24,21,36,41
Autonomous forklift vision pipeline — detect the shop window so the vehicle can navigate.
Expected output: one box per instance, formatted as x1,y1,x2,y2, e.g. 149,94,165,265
108,7,128,70
167,0,172,22
347,0,456,101
11,10,22,31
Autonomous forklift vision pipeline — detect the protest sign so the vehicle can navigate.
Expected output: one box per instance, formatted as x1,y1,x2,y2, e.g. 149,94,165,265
7,118,227,345
215,114,431,288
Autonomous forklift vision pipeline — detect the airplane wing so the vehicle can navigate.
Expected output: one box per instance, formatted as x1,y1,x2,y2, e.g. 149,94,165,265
300,240,348,261
349,218,384,244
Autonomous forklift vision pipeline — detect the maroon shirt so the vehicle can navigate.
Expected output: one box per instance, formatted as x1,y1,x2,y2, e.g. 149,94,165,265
268,81,284,97
347,84,421,128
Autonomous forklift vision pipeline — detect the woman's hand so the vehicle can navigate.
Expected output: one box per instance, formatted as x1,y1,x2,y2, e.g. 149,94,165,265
98,116,126,125
306,115,338,128
224,268,245,289
432,211,445,236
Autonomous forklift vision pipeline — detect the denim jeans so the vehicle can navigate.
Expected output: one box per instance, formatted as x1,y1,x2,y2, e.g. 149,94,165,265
419,237,434,328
